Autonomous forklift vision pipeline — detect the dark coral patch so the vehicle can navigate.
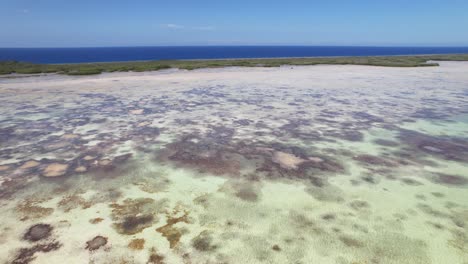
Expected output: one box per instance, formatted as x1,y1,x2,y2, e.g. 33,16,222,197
235,186,259,202
349,200,370,211
399,129,468,163
23,224,52,242
192,231,217,252
321,213,336,221
158,135,241,176
432,173,468,186
120,215,154,235
110,198,166,235
401,178,423,186
339,235,364,248
374,139,399,147
272,244,281,251
353,154,396,167
85,236,108,251
148,248,165,264
12,242,61,264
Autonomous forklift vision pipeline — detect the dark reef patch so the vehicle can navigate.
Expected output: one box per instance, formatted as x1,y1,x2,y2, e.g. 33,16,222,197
374,139,399,147
120,215,154,235
339,235,364,248
321,213,336,221
192,231,218,252
12,242,61,264
401,178,423,186
352,111,384,124
159,136,242,176
398,129,468,163
148,248,165,264
235,185,259,202
353,154,396,167
271,244,281,251
410,108,450,120
432,173,468,186
110,198,166,235
85,235,108,251
349,200,370,211
23,224,53,242
324,129,364,142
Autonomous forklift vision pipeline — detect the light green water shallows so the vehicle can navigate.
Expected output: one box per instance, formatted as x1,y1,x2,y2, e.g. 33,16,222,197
0,63,467,263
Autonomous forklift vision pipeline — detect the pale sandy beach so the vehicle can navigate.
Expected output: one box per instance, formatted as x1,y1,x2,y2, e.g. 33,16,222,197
0,62,467,264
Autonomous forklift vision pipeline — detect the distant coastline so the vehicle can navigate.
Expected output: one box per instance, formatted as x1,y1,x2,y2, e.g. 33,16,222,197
2,46,468,64
2,54,468,76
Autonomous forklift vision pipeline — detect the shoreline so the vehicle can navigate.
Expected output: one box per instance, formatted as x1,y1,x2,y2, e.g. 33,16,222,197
2,53,468,76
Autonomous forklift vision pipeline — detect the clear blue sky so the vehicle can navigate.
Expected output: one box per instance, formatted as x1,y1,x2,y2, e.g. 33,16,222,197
2,0,468,47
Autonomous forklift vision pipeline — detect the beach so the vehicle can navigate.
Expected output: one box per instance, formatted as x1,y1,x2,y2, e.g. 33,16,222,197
0,62,467,263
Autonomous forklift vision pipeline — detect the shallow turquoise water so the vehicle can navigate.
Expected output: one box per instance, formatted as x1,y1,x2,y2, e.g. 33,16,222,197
0,63,467,263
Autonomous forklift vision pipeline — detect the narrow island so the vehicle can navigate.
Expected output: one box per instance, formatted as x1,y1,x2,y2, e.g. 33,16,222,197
2,54,468,75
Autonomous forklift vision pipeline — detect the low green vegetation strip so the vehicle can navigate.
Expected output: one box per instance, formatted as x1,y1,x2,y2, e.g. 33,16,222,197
1,54,468,75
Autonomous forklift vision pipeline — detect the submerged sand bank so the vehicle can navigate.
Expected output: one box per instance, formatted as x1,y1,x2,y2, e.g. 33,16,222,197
0,62,467,263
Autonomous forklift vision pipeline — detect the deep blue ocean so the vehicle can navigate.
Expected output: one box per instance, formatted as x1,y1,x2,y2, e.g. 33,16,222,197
1,46,468,64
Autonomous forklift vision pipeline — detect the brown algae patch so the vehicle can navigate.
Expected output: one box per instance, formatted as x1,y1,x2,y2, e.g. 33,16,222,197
16,199,54,221
57,193,93,212
128,238,145,250
110,198,167,235
148,248,165,264
89,217,104,224
156,209,190,249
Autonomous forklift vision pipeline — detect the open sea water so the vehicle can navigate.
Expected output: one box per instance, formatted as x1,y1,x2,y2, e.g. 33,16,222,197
1,46,468,64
